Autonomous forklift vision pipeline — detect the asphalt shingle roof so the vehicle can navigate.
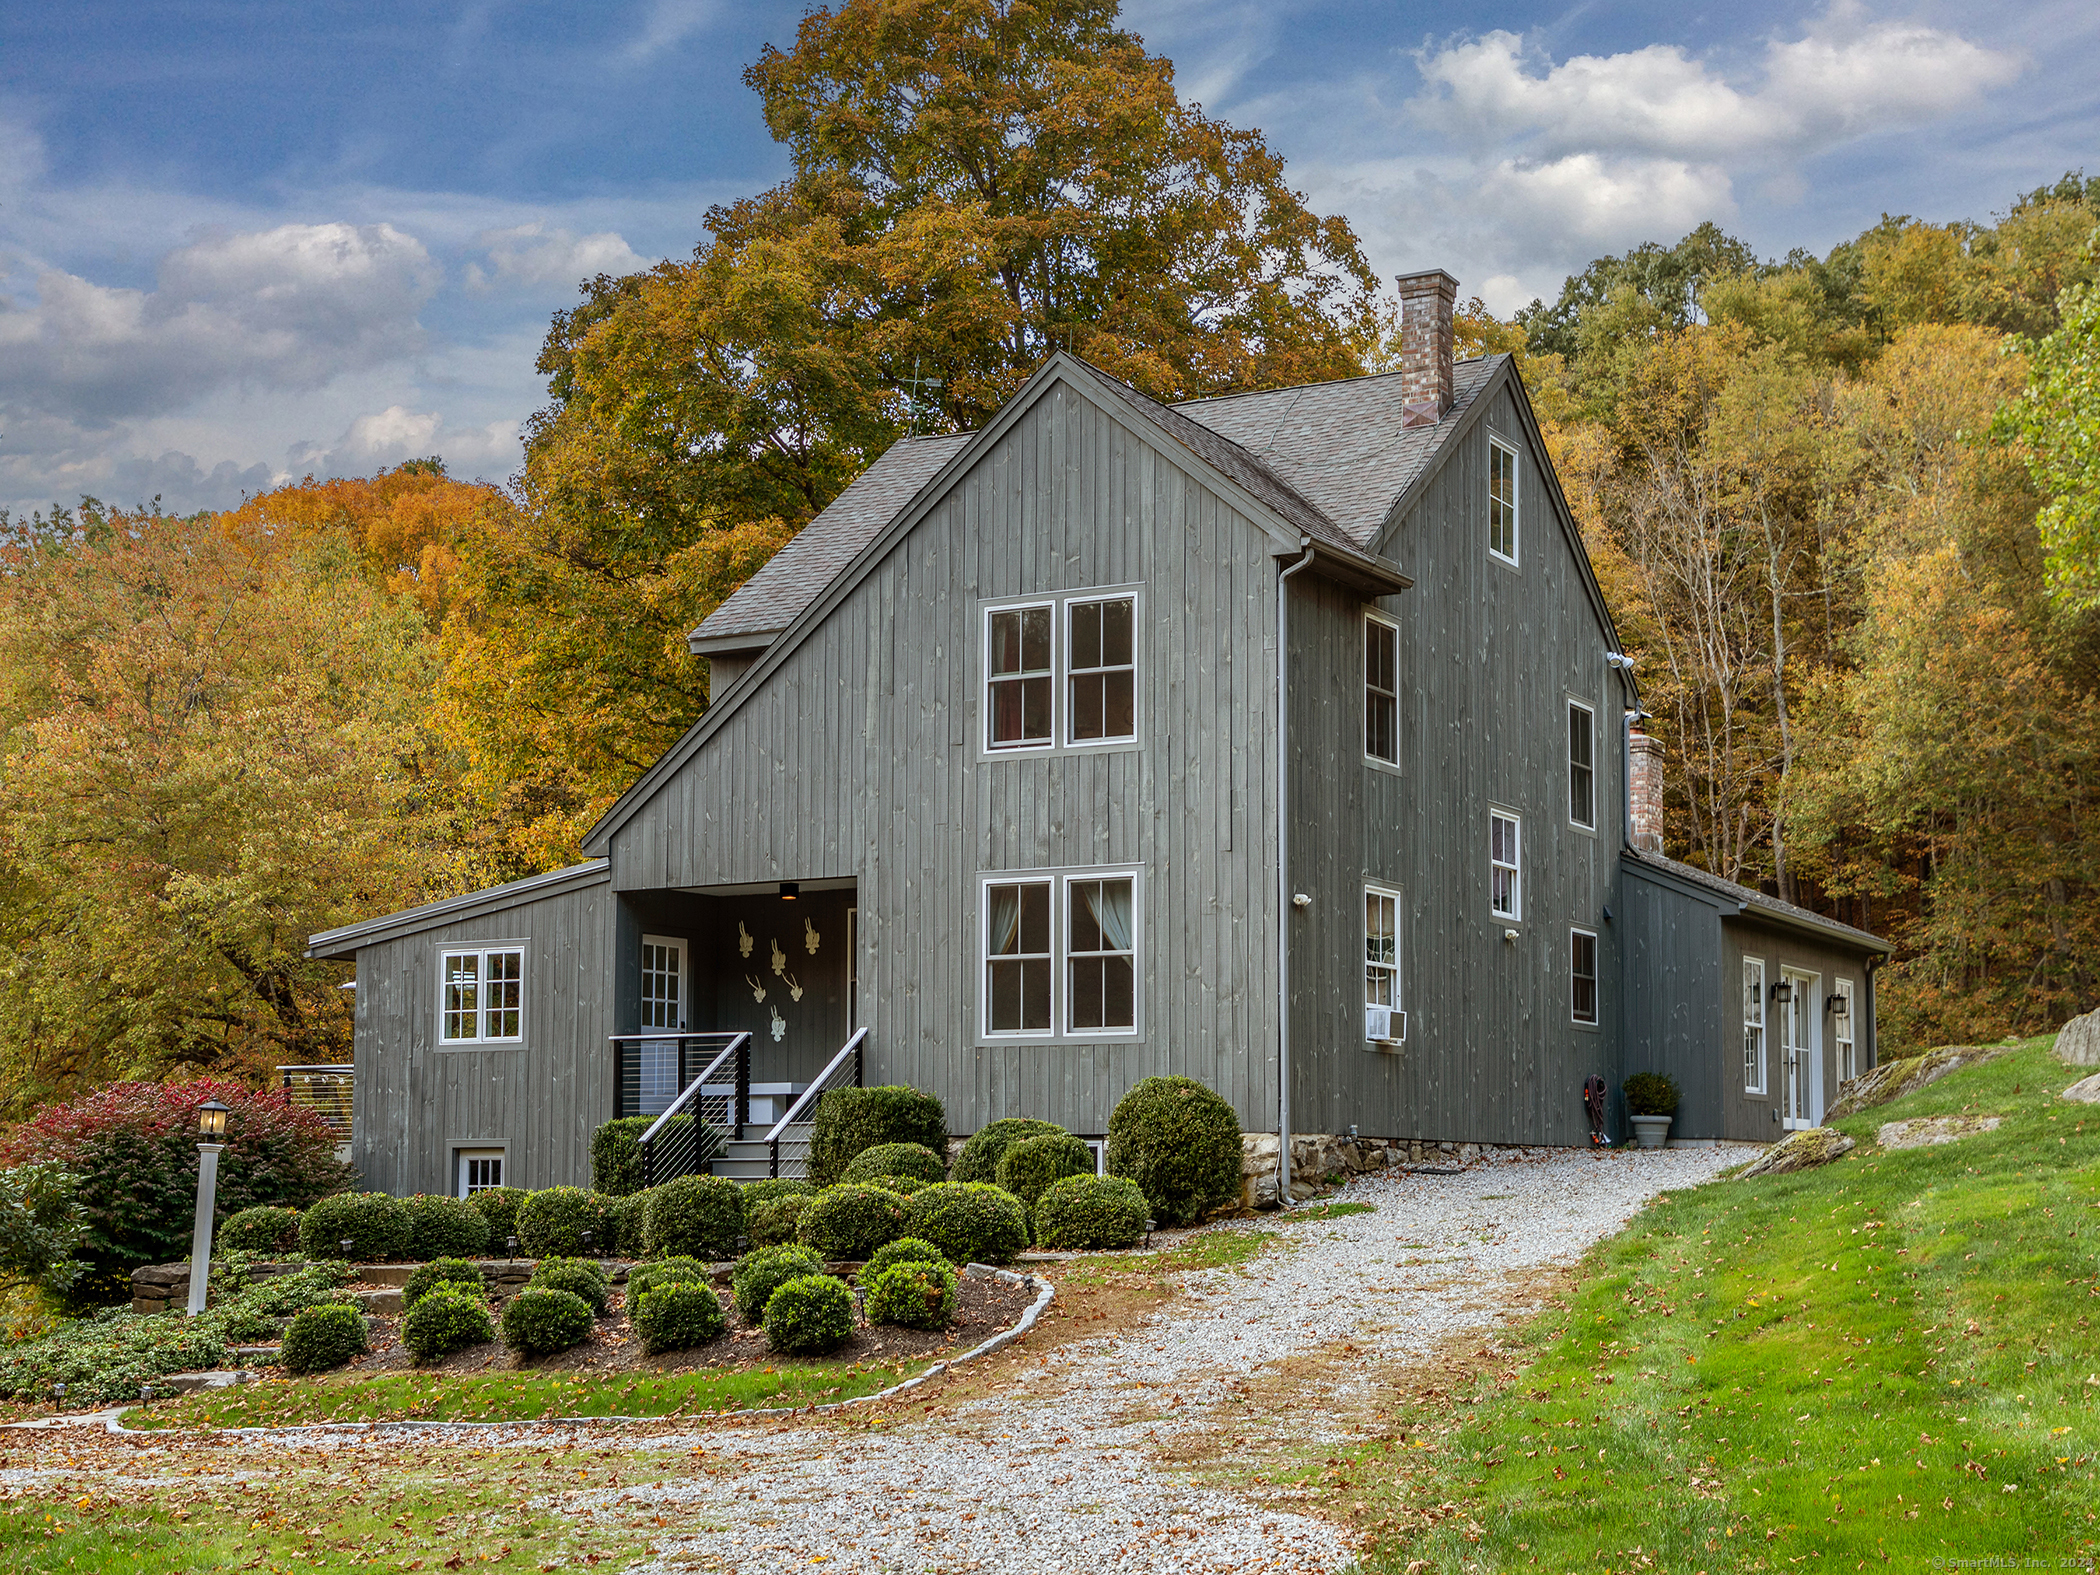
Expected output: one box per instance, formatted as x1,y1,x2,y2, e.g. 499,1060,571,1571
1624,847,1891,952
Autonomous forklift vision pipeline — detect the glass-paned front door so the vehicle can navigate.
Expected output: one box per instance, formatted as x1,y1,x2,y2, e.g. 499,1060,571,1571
640,934,687,1116
1781,970,1817,1129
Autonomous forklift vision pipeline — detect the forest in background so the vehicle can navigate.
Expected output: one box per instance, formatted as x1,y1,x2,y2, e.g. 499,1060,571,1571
1,0,2095,1115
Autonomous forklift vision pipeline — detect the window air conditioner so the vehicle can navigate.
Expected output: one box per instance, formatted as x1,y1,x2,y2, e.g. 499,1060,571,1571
1364,1005,1406,1045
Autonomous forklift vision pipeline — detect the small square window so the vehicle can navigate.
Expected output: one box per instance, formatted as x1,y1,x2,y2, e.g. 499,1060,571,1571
439,947,525,1044
457,1150,505,1198
1365,615,1398,765
1490,812,1522,920
1571,928,1598,1024
1489,440,1519,563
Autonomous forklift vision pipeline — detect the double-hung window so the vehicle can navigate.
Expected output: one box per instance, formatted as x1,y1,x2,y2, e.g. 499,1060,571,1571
1489,438,1519,564
987,603,1054,749
1489,811,1522,920
1365,613,1398,765
983,870,1139,1039
1568,701,1595,828
1835,977,1857,1083
1068,597,1136,744
439,945,524,1045
1364,886,1402,1043
1743,957,1768,1094
984,591,1139,752
1570,928,1599,1025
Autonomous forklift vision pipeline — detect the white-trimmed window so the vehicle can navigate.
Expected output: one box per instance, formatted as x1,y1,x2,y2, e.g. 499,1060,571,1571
1489,811,1522,920
1365,887,1400,1009
456,1149,505,1198
1570,928,1599,1025
1489,438,1519,563
987,602,1054,749
1835,977,1857,1083
1365,613,1398,765
640,934,685,1031
1743,956,1767,1094
1568,700,1595,829
1068,596,1136,744
439,946,524,1044
982,870,1140,1040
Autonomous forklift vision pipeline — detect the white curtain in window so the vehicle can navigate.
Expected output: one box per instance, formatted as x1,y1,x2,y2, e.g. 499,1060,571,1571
988,885,1022,954
1081,879,1134,953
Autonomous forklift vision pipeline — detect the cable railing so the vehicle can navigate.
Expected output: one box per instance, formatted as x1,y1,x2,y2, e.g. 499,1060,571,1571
762,1027,867,1179
612,1032,751,1189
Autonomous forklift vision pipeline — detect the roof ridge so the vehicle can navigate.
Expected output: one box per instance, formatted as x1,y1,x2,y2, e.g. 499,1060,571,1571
1173,354,1503,411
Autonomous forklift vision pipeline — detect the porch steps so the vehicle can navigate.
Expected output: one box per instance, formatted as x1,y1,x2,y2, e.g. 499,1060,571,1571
709,1126,812,1181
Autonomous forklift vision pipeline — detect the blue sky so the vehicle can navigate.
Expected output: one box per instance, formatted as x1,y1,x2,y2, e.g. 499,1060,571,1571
1,0,2090,516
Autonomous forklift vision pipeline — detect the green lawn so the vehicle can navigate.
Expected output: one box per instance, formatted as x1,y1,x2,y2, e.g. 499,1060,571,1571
1346,1036,2100,1571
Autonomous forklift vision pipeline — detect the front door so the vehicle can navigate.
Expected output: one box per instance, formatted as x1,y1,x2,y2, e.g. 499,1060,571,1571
640,934,688,1115
1781,970,1818,1129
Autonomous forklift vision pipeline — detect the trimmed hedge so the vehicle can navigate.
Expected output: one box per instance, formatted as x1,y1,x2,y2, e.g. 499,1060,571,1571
995,1132,1096,1212
626,1256,709,1304
279,1303,366,1374
1031,1174,1149,1250
902,1183,1028,1266
856,1173,934,1197
642,1174,745,1261
795,1184,911,1261
606,1188,653,1258
747,1194,811,1248
590,1116,653,1197
500,1286,594,1356
634,1281,727,1353
402,1284,496,1363
761,1274,855,1355
402,1194,491,1261
807,1086,947,1188
840,1143,947,1186
864,1261,957,1330
515,1187,618,1259
298,1192,410,1262
1105,1076,1242,1228
402,1256,486,1308
529,1257,609,1316
951,1119,1068,1185
862,1236,952,1279
217,1205,301,1256
741,1178,815,1209
464,1186,526,1247
732,1244,826,1324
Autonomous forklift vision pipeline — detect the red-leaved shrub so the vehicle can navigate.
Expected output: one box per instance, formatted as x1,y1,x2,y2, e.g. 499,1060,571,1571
0,1079,352,1305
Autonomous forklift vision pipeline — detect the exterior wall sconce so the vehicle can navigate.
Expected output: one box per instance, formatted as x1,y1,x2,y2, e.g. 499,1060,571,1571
1770,980,1794,1004
1827,993,1848,1016
778,881,800,900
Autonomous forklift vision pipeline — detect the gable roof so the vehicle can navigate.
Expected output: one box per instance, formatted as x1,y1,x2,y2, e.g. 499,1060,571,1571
306,859,611,962
1622,848,1892,954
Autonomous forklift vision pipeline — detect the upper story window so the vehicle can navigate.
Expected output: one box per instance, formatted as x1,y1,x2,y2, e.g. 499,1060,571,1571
1489,438,1519,564
1365,613,1398,765
1489,811,1522,920
983,868,1140,1040
1568,700,1595,828
1743,956,1768,1094
984,590,1140,754
440,946,524,1045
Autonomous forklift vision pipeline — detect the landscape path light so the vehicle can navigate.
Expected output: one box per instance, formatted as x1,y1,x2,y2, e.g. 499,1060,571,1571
186,1099,232,1316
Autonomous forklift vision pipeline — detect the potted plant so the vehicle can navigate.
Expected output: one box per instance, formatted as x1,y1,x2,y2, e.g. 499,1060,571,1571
1622,1073,1679,1149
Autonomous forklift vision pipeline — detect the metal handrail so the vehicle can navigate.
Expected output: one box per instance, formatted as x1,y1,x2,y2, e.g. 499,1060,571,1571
638,1033,750,1145
760,1028,867,1146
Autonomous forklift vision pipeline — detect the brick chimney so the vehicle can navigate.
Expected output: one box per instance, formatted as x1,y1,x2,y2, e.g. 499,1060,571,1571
1629,732,1665,854
1396,269,1459,427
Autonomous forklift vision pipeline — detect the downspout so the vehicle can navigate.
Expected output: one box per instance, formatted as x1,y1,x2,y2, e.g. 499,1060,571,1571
1276,541,1316,1205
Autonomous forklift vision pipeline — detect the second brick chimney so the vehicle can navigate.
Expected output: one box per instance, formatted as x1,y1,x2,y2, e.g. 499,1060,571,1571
1396,269,1459,427
1629,732,1666,854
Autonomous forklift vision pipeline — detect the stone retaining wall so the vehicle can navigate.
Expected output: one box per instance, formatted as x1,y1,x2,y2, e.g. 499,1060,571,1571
1240,1131,1548,1207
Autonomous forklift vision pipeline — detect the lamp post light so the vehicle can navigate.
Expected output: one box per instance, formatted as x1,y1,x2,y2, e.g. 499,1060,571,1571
186,1100,232,1316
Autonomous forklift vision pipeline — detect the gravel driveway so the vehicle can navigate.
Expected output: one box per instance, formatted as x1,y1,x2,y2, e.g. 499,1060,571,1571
623,1143,1741,1574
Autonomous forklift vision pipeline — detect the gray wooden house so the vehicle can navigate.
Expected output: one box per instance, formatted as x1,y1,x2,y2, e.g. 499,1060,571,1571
309,270,1889,1197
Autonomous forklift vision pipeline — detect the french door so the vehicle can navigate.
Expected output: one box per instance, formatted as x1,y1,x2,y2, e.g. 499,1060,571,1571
1781,969,1817,1129
639,934,688,1116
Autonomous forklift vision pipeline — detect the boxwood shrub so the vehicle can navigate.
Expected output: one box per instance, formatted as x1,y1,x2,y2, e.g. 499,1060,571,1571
951,1119,1068,1185
732,1244,826,1324
1623,1072,1681,1118
1105,1076,1242,1227
761,1274,854,1355
1031,1174,1149,1250
279,1303,367,1374
402,1194,491,1261
516,1187,619,1259
634,1281,727,1354
741,1178,814,1209
861,1236,951,1279
217,1205,302,1256
864,1261,958,1330
464,1186,526,1247
297,1192,411,1262
529,1257,609,1316
839,1143,947,1186
795,1184,911,1261
642,1174,745,1261
402,1284,496,1363
589,1116,653,1197
402,1257,486,1308
500,1286,594,1356
606,1187,653,1258
747,1194,811,1248
856,1174,933,1197
807,1086,947,1187
625,1256,709,1304
903,1183,1028,1266
995,1132,1096,1212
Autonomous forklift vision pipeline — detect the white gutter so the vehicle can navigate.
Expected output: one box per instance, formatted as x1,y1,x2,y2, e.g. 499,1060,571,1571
1275,541,1316,1204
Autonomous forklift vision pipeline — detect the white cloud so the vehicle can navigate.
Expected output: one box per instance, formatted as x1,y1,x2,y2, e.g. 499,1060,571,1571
464,222,646,293
286,406,521,480
0,222,439,423
617,0,719,64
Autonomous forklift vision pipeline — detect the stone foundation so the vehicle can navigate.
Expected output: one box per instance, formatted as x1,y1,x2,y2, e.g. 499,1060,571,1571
1239,1131,1541,1207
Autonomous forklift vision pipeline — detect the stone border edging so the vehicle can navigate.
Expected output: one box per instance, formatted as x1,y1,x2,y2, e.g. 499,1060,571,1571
66,1268,1055,1440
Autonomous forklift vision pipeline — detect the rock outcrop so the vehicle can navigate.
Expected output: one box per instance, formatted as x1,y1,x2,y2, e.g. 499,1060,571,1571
2061,1072,2100,1105
1877,1115,2001,1150
1738,1126,1855,1178
2056,1008,2100,1067
1828,1045,2004,1120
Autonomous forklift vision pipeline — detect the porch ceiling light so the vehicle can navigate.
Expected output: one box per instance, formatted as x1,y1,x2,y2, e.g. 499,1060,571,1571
778,881,800,900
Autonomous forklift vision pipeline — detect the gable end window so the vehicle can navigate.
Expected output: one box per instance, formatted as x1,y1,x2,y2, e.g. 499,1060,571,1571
1365,613,1398,765
1489,811,1522,920
1570,927,1599,1025
983,590,1141,754
987,603,1054,749
1743,956,1768,1094
439,946,524,1045
1489,438,1519,564
982,869,1140,1040
1568,700,1595,828
1068,596,1136,744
